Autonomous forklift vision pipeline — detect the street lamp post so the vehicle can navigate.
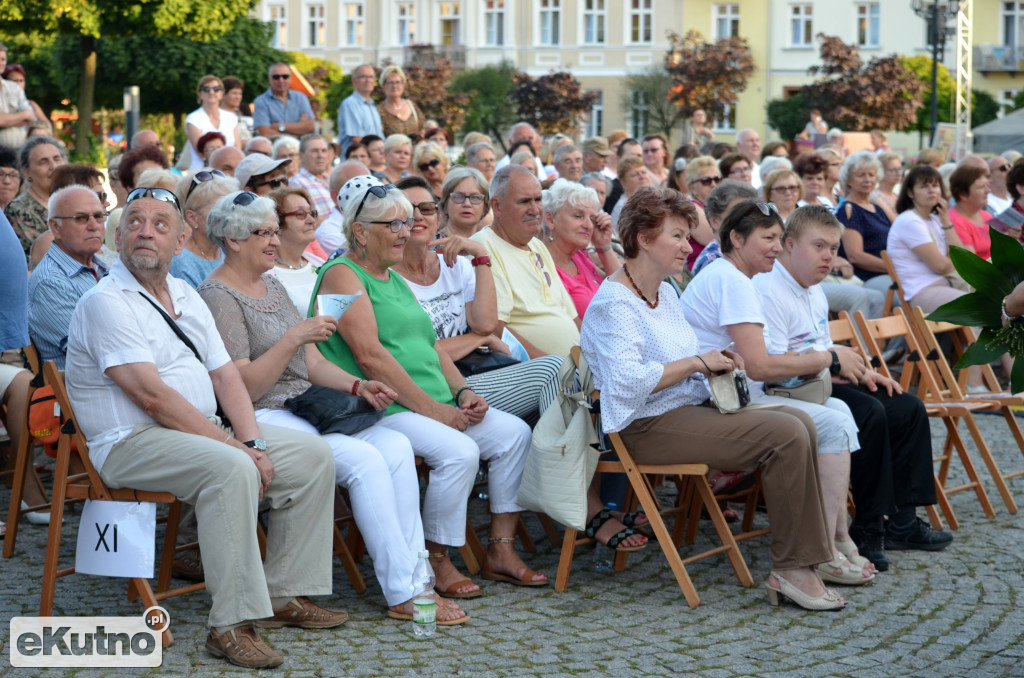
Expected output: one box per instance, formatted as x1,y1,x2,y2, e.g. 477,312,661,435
911,0,963,147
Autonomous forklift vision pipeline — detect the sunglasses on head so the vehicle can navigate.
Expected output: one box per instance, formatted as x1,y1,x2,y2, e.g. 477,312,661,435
418,158,441,172
185,169,226,203
126,187,182,213
352,184,396,221
232,191,259,207
752,201,780,217
271,73,291,80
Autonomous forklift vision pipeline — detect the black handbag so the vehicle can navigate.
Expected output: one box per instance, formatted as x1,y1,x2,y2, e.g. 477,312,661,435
454,347,520,377
284,384,385,435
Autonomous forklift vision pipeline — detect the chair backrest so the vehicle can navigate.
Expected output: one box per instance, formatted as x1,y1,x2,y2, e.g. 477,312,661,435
852,307,935,393
881,250,909,314
42,361,113,500
23,342,41,376
907,306,996,398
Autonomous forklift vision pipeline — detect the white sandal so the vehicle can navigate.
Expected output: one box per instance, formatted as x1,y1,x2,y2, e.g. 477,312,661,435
836,540,876,575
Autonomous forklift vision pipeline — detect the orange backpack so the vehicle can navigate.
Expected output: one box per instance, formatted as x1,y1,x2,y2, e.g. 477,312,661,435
28,384,74,458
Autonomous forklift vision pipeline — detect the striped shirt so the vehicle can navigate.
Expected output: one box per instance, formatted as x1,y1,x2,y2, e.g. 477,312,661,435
28,244,108,368
289,168,333,218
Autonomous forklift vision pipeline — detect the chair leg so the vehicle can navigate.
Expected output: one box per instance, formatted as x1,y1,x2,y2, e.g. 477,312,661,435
3,428,33,558
461,521,485,574
942,419,997,518
156,501,183,594
930,473,959,531
963,414,1019,514
694,478,753,587
516,515,536,554
554,527,578,592
130,577,175,647
537,513,562,547
332,523,367,594
40,438,73,616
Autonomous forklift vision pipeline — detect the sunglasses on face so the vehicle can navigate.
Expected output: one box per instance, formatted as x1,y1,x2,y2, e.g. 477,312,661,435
418,158,441,172
126,187,182,213
352,184,396,221
412,201,438,215
271,73,291,80
284,207,318,220
450,192,485,205
693,176,722,187
185,169,226,203
200,86,222,93
258,176,288,189
52,211,107,226
770,185,800,194
369,218,416,233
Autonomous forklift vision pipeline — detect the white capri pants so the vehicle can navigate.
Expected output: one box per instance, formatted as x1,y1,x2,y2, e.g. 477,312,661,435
256,408,424,607
753,393,861,455
379,406,532,547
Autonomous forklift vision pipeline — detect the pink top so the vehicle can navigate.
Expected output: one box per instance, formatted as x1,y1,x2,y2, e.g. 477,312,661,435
556,249,605,319
950,207,992,260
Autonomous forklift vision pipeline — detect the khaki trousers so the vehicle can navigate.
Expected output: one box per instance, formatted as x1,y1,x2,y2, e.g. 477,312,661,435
620,404,832,570
100,422,335,628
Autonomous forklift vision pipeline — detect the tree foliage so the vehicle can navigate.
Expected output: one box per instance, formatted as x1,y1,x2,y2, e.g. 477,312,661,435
449,62,518,147
623,68,688,138
0,0,252,154
766,93,809,141
509,71,595,137
900,55,999,132
372,57,469,135
664,30,755,118
288,52,344,119
800,35,924,131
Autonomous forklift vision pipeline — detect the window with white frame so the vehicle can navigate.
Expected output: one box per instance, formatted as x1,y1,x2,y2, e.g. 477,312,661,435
584,90,603,138
856,3,880,48
1003,2,1024,51
629,91,649,139
1000,88,1022,115
397,2,416,45
583,0,606,45
713,4,739,40
344,2,364,46
440,2,462,45
267,3,287,48
712,105,736,133
790,4,813,47
539,0,561,46
306,3,326,48
630,0,652,44
485,0,505,46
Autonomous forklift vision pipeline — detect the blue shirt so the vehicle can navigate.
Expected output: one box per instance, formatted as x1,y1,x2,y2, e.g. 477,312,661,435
0,211,29,352
252,88,314,131
28,244,108,368
169,248,224,289
337,92,383,154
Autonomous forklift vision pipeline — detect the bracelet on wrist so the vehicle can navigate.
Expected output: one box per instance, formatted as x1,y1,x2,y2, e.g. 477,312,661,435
454,385,472,405
1002,297,1020,323
351,379,362,396
941,224,954,230
595,245,612,253
471,255,491,267
695,355,711,375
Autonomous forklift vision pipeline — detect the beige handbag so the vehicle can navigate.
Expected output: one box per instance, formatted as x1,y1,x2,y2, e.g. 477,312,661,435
707,369,752,414
764,368,833,404
517,353,600,531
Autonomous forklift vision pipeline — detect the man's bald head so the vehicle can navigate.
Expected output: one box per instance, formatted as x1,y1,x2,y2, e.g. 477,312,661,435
210,146,245,176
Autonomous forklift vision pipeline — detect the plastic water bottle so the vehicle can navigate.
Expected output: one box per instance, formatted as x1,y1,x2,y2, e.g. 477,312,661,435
411,550,436,637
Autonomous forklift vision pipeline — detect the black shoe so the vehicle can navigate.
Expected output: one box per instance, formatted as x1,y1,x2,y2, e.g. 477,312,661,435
885,517,953,552
849,523,889,572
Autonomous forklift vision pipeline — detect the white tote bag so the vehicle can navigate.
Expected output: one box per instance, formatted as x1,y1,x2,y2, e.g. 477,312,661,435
517,353,600,531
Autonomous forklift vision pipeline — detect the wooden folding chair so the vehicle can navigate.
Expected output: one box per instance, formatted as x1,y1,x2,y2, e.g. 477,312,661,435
553,348,753,608
829,312,957,530
881,250,910,316
40,362,204,647
908,306,1024,513
853,308,1005,522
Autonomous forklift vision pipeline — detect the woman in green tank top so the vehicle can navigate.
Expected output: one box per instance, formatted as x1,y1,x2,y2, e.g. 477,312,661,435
312,177,548,600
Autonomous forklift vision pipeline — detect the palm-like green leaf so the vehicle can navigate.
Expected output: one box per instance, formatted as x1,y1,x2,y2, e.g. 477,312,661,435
927,291,1002,327
949,246,1013,300
953,328,1010,368
990,227,1024,286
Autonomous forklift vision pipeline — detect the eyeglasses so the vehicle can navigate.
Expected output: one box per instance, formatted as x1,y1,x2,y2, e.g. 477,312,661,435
693,176,722,187
283,207,318,220
752,201,780,217
353,74,375,80
251,227,281,240
418,158,441,172
995,164,1011,172
232,191,259,207
185,169,226,202
200,86,222,93
51,211,107,225
352,184,396,221
532,252,553,288
0,170,19,181
369,218,415,233
770,185,800,194
729,166,751,177
450,192,485,205
258,176,288,189
412,201,438,215
126,187,182,213
271,73,291,80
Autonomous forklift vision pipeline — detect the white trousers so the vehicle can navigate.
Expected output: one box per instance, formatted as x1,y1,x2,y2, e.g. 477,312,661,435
256,409,423,606
753,393,861,455
379,407,531,546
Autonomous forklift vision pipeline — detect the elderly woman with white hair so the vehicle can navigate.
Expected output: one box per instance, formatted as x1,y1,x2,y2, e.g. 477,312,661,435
170,171,239,288
413,142,449,200
195,190,468,625
835,150,893,297
466,142,498,183
273,136,301,178
311,176,547,598
374,134,413,185
541,178,620,319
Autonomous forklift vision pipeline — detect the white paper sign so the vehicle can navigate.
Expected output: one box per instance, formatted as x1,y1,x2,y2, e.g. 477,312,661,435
75,501,156,578
317,291,362,320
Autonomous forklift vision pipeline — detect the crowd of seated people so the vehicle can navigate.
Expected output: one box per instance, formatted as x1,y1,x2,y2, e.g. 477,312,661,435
8,54,1018,666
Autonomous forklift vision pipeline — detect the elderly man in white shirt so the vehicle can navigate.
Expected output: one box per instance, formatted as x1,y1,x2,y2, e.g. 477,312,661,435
315,160,371,256
65,187,344,669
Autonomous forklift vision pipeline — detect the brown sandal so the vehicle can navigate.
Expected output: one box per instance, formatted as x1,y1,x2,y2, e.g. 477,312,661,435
428,550,483,599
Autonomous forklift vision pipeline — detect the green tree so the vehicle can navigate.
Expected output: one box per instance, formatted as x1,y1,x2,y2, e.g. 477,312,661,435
623,67,687,138
288,52,344,119
664,31,755,119
766,93,809,141
449,62,518,149
510,71,595,137
0,0,252,155
901,54,1002,139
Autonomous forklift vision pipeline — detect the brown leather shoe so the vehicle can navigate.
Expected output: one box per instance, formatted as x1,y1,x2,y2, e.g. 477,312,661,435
172,548,204,582
254,597,349,629
205,625,283,669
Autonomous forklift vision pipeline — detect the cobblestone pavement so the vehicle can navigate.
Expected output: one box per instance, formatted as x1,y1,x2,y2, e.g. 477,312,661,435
3,414,1024,677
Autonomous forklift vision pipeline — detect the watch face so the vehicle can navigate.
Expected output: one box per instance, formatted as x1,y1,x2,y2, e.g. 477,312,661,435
246,438,268,451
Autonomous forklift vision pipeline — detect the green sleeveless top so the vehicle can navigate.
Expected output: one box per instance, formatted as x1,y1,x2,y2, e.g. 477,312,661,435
310,257,454,414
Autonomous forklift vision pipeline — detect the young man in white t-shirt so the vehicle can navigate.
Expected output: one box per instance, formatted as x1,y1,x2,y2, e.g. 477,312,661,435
756,205,952,572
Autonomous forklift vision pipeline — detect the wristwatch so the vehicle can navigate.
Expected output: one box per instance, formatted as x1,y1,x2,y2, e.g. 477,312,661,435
278,121,286,133
243,438,268,451
1002,296,1019,323
828,350,841,376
